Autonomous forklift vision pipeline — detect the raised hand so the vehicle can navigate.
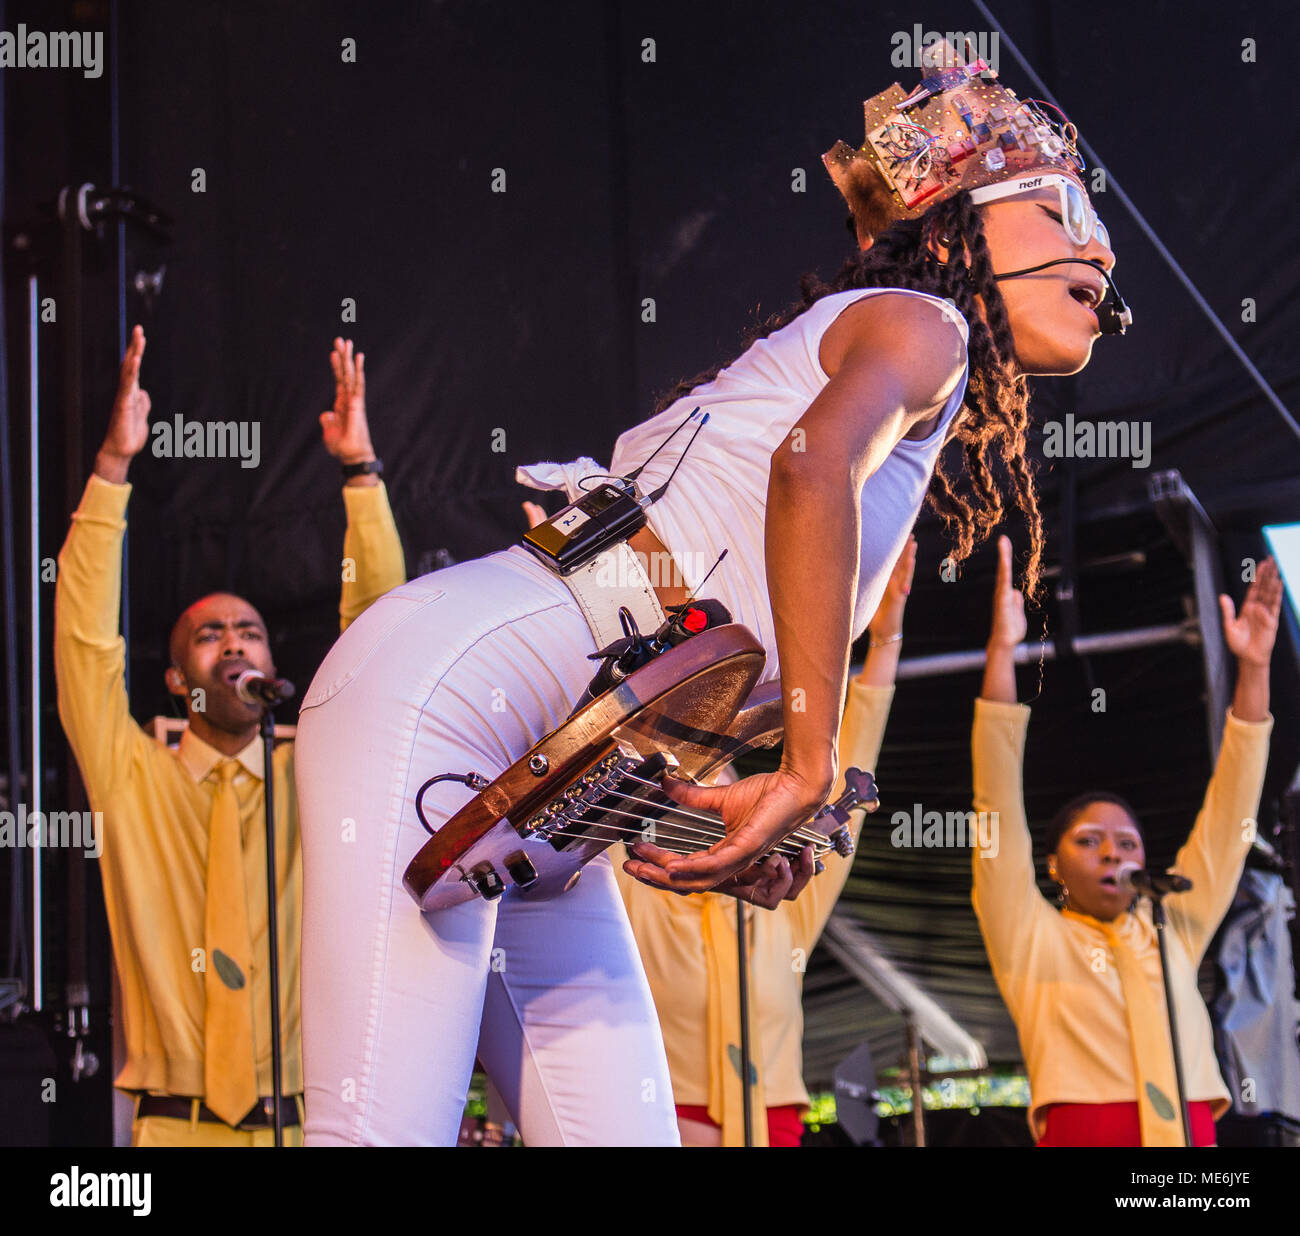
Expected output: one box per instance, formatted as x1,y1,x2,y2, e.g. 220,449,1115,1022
989,534,1027,650
522,500,547,529
320,337,376,465
1220,558,1283,669
866,534,916,644
95,325,151,483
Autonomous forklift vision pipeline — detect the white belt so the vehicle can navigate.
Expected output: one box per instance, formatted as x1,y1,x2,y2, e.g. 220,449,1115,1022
549,541,666,649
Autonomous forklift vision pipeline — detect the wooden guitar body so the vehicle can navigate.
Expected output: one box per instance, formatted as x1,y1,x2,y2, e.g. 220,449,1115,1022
403,624,791,911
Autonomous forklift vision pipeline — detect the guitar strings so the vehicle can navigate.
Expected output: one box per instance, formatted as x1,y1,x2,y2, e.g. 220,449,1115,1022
578,795,823,854
608,772,833,848
538,804,823,861
516,764,848,863
603,773,735,828
587,803,724,843
555,819,816,862
613,771,831,845
585,806,814,855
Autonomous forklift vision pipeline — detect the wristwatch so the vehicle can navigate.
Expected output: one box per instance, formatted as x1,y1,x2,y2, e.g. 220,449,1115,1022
341,458,383,480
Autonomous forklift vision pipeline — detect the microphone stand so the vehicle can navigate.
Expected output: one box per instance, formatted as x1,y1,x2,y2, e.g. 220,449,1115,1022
728,772,875,1149
1147,890,1192,1147
737,899,754,1147
259,707,285,1148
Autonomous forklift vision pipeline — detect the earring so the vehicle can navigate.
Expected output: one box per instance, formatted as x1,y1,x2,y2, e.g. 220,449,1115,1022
1048,865,1068,906
925,221,952,263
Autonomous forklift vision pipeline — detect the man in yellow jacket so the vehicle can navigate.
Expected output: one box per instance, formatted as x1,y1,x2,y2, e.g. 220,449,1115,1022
54,329,405,1146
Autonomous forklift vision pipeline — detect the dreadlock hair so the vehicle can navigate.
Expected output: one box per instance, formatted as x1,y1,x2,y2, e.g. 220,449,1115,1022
651,189,1046,602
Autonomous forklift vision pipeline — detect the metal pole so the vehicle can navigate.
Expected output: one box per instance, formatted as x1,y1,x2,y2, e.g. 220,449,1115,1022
1150,897,1192,1147
736,899,754,1147
260,712,284,1147
28,274,41,1012
820,914,987,1066
1188,516,1229,759
1149,472,1231,758
884,620,1196,682
110,4,129,694
0,0,29,1000
905,1014,925,1147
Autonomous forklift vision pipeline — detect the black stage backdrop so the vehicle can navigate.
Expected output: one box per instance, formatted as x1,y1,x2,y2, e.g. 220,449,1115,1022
6,0,1300,1104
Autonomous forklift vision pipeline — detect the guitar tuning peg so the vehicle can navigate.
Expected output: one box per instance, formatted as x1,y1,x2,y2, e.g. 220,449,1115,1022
839,767,878,810
811,768,880,835
828,826,855,858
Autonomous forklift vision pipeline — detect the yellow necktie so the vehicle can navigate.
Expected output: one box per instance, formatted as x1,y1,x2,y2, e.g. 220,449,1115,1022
1066,909,1186,1146
203,758,259,1126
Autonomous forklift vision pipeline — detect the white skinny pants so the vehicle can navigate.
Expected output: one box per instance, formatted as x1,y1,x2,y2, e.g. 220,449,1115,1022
294,546,680,1146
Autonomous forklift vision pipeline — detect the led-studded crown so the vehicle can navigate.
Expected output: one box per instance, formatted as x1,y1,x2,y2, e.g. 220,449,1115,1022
824,38,1086,247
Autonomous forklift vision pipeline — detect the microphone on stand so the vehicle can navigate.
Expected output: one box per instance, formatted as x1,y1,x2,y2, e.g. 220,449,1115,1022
1116,859,1195,1143
232,667,294,1146
234,669,296,708
1116,862,1193,897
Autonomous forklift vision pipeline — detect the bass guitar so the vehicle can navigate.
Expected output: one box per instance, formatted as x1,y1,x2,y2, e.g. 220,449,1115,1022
403,622,879,911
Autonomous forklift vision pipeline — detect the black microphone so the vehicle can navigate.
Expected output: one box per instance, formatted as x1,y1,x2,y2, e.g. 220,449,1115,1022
235,670,296,708
1117,863,1193,897
991,256,1133,336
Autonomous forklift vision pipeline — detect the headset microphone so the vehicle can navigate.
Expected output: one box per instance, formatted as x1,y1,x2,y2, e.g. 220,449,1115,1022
991,257,1132,336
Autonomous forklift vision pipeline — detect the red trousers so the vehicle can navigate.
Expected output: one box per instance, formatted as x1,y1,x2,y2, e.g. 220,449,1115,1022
1038,1101,1216,1147
675,1104,805,1147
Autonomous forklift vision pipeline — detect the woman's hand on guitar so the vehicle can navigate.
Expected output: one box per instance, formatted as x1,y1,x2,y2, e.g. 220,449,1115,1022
623,767,828,895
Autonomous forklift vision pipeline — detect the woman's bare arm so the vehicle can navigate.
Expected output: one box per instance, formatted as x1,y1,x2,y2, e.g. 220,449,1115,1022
626,293,966,893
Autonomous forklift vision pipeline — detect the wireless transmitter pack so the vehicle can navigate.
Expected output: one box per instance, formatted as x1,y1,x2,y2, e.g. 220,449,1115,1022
523,479,646,576
522,408,708,577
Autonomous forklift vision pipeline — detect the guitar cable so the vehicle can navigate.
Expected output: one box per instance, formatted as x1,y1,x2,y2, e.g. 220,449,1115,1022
415,771,491,836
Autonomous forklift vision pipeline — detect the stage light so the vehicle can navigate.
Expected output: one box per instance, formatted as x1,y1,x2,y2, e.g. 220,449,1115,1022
1264,524,1300,625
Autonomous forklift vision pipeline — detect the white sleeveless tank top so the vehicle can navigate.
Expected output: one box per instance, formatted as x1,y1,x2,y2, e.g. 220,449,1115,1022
518,286,970,687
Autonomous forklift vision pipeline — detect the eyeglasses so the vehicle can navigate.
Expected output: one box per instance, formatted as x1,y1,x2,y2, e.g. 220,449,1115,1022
968,172,1109,250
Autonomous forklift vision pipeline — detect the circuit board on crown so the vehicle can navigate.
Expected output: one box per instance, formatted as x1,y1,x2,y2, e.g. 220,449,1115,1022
864,71,1074,212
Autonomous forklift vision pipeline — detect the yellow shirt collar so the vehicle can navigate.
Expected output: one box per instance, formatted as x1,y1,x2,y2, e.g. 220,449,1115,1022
1060,900,1155,946
176,726,265,784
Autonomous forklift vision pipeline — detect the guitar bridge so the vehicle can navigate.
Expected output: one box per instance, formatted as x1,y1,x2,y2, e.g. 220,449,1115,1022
518,747,679,853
